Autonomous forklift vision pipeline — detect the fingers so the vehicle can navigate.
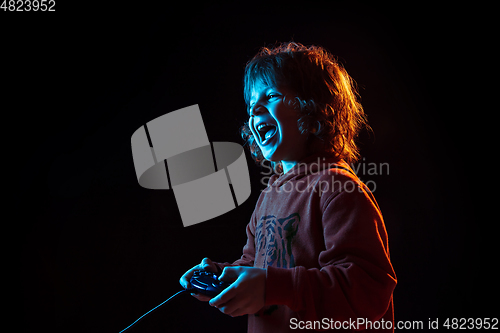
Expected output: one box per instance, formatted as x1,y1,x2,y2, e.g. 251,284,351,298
209,283,234,307
179,268,195,289
208,266,266,317
209,286,249,317
215,304,244,317
179,258,219,290
209,267,241,308
209,286,241,316
190,292,213,302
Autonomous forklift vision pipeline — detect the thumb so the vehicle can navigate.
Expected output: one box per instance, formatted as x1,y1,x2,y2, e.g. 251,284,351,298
218,266,241,282
201,257,217,272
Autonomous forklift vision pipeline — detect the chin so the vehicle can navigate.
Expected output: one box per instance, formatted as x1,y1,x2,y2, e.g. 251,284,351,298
262,153,281,168
261,148,278,161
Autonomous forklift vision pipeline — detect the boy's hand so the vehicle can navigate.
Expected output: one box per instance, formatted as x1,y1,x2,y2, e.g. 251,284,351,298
208,266,266,317
179,257,218,302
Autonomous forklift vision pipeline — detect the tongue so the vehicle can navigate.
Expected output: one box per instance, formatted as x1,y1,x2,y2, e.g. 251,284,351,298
264,127,277,140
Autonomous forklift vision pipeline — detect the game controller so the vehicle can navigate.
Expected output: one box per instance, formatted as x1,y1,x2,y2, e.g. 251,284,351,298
189,270,231,297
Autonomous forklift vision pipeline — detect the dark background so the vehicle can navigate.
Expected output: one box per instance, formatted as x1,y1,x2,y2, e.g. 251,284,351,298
9,2,495,332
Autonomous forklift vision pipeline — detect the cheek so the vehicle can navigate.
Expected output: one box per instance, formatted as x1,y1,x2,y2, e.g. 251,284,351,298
277,117,301,141
248,118,256,137
248,118,261,144
274,105,300,133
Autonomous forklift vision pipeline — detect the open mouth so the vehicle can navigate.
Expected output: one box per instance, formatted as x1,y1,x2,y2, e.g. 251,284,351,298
256,123,277,145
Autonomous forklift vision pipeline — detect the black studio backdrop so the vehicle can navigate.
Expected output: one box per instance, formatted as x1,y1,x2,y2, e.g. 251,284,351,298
11,2,494,332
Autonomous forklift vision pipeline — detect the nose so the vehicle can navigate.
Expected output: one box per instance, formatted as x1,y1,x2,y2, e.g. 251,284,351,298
249,103,266,117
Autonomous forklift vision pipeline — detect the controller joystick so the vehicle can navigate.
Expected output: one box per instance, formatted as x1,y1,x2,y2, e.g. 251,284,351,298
189,270,231,297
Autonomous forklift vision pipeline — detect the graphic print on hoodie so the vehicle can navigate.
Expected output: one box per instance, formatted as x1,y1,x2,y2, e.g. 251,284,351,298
255,213,300,269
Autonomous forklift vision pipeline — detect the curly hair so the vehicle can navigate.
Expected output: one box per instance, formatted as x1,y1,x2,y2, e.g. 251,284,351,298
240,42,370,173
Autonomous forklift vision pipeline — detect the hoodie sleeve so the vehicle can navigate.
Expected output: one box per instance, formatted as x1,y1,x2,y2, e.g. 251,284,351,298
264,184,397,323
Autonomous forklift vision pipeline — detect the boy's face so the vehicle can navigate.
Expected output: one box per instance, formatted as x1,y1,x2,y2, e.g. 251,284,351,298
248,81,309,166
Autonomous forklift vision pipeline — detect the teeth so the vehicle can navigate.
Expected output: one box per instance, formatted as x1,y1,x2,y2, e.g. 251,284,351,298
255,122,276,143
257,123,272,131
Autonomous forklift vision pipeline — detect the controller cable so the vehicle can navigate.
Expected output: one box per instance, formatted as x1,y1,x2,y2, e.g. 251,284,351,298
119,288,195,333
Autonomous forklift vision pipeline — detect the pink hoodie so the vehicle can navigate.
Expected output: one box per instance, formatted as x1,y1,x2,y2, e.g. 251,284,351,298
216,153,396,332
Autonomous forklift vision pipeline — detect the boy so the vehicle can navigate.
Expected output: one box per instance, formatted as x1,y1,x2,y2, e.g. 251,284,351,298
180,42,396,332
